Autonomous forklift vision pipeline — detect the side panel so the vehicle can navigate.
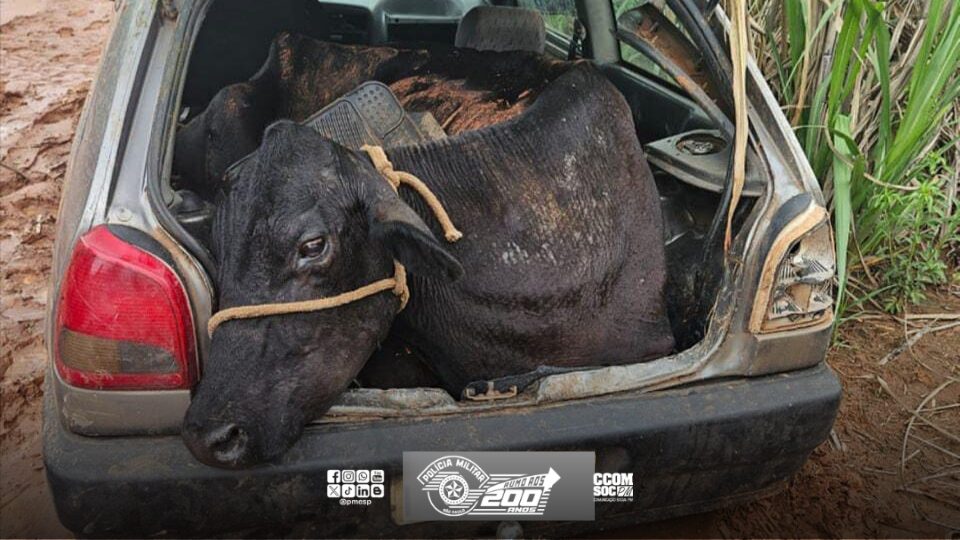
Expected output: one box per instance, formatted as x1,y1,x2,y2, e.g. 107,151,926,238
48,0,202,435
45,0,159,310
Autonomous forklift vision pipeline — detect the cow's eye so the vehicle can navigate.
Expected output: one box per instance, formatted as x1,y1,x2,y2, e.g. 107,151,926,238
295,234,336,271
298,237,329,260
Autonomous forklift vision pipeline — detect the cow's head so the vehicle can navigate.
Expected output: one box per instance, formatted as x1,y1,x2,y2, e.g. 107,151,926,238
182,121,461,468
173,82,276,199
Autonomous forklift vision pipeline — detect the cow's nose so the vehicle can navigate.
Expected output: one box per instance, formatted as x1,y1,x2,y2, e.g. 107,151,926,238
202,423,249,465
183,420,251,468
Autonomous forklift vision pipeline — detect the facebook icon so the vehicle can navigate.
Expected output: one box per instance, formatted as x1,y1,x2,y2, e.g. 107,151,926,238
327,470,341,483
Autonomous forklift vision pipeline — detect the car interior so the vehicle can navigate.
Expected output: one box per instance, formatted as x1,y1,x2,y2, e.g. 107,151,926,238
167,0,762,392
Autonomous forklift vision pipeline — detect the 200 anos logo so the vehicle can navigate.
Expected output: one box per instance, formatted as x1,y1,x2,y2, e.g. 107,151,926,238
416,455,562,517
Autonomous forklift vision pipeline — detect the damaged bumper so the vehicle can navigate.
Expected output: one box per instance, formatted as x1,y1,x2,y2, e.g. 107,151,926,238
45,363,840,537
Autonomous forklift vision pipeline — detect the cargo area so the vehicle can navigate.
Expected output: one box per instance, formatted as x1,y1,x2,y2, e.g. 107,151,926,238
163,0,762,395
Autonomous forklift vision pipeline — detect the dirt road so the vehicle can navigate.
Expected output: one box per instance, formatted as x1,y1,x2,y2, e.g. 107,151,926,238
1,0,114,537
1,1,957,537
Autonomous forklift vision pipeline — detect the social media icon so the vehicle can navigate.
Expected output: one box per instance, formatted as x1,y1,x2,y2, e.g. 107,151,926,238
327,484,340,498
342,484,356,498
357,484,370,498
356,470,370,483
371,470,385,483
327,470,341,483
342,470,356,483
371,484,384,498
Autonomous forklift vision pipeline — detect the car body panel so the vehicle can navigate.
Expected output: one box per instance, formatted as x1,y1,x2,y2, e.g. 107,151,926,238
46,364,841,537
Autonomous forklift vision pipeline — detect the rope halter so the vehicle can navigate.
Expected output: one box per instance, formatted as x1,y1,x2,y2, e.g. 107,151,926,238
206,145,462,338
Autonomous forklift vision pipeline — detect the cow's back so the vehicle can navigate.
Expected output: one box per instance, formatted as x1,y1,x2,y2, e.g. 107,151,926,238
388,64,675,389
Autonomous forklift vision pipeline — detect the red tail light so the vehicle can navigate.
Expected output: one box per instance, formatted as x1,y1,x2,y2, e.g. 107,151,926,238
55,225,197,390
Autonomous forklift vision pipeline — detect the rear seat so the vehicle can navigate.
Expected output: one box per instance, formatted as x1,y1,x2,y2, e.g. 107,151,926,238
454,5,546,54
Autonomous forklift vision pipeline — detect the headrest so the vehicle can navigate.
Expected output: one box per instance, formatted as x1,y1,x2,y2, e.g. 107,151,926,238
455,6,546,54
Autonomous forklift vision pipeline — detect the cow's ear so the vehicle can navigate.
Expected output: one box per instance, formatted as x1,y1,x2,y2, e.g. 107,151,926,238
368,197,463,282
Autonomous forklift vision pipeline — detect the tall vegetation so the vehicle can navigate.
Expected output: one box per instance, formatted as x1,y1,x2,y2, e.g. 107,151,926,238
744,0,960,317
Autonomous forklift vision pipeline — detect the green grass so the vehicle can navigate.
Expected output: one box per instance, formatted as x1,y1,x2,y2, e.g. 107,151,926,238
746,0,960,318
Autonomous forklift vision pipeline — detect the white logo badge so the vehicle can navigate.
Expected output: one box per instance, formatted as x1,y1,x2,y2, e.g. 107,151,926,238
416,455,561,517
593,472,634,502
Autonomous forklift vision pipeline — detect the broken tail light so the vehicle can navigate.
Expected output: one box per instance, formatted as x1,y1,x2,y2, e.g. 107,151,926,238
749,200,835,333
55,225,197,390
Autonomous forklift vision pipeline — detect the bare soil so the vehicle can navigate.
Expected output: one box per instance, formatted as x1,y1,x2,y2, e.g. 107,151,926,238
717,295,960,539
1,1,957,537
1,0,114,537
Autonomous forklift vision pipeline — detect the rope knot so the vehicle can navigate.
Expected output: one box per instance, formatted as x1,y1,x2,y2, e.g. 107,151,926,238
361,145,463,242
362,145,401,191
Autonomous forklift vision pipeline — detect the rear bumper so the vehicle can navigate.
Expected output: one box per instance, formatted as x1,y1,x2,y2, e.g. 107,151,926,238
44,364,840,537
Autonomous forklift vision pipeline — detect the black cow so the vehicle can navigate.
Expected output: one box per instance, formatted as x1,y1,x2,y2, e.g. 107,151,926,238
174,35,409,199
180,61,675,468
173,32,567,198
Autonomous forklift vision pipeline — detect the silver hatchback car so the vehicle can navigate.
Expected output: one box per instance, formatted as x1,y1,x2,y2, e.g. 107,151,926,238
44,0,839,536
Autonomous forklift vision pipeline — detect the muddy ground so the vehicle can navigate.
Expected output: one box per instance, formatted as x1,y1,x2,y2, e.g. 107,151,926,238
1,1,958,538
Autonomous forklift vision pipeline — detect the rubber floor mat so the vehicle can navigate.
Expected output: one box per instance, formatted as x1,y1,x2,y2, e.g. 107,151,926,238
224,82,433,179
302,81,425,149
